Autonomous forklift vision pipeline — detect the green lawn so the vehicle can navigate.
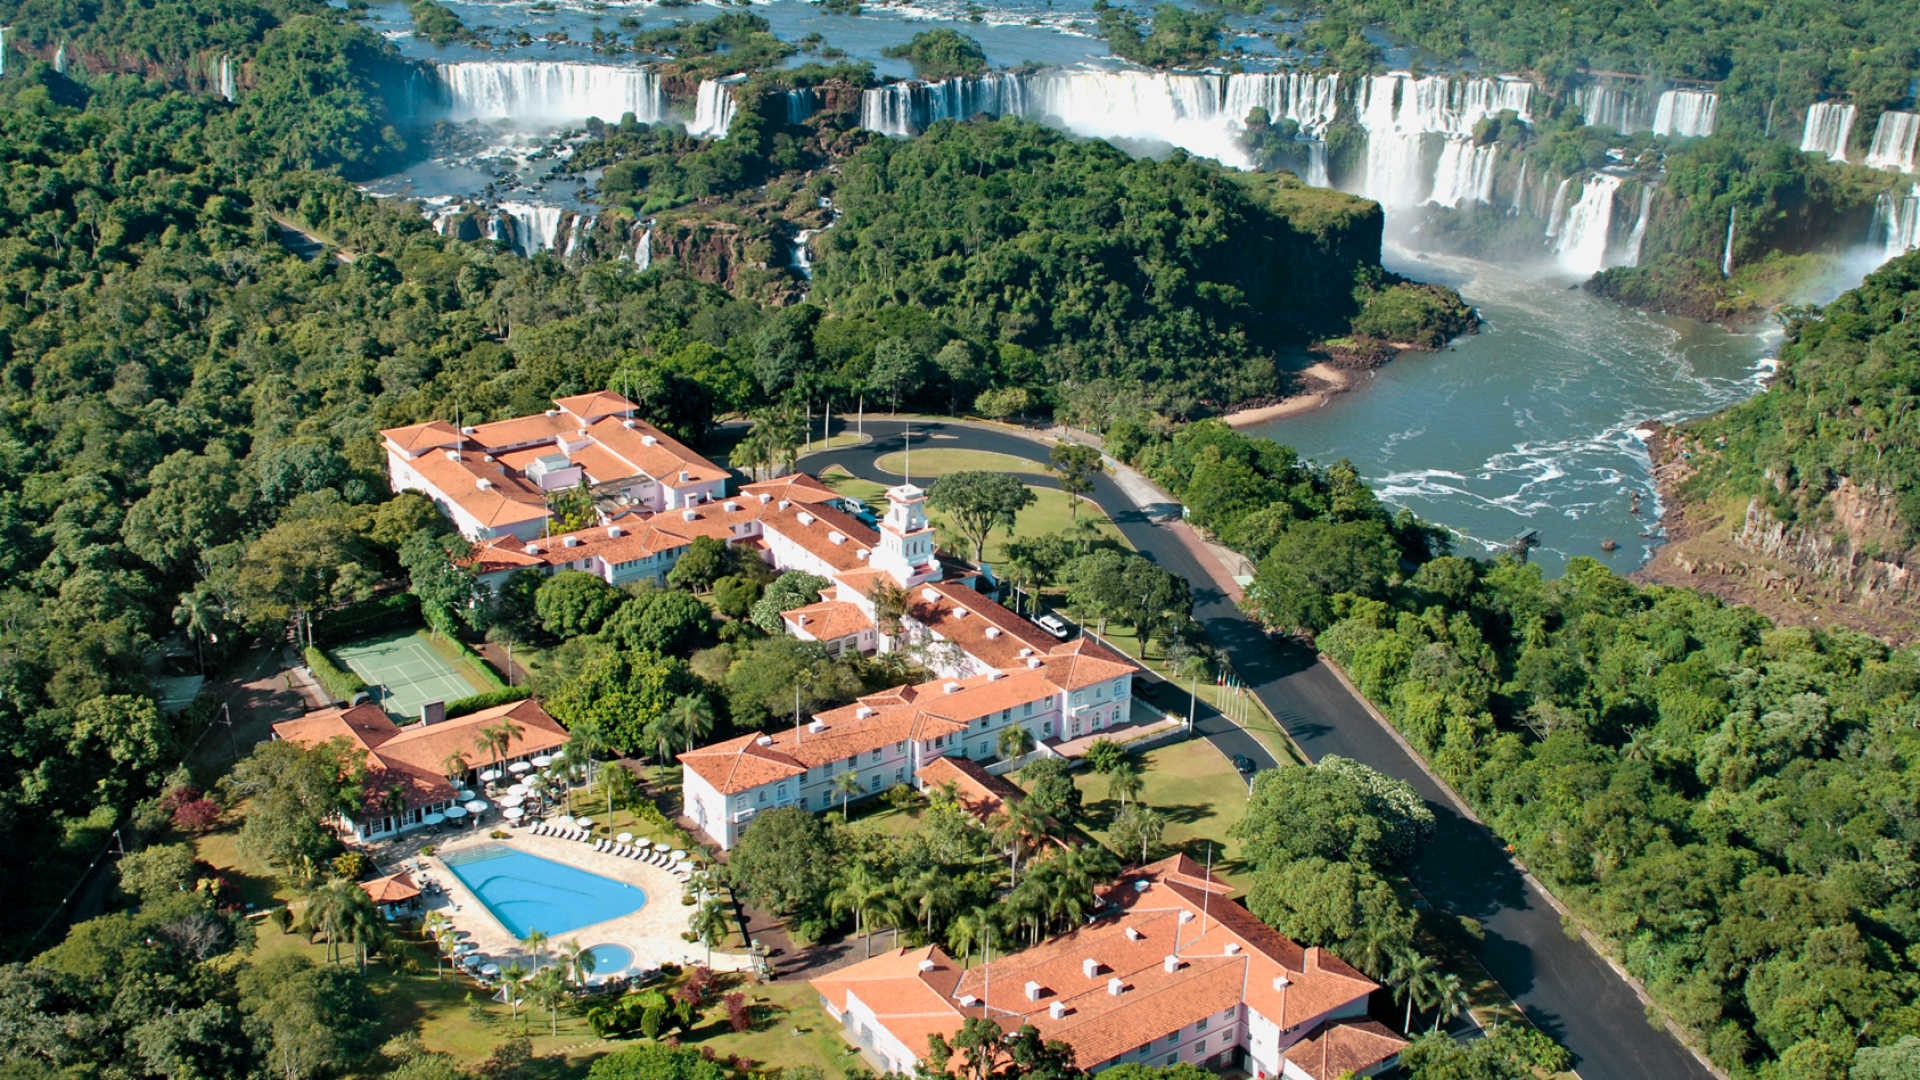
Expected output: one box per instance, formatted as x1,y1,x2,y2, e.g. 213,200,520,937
1074,738,1261,888
817,465,888,509
873,448,1041,478
932,487,1122,568
1089,624,1306,767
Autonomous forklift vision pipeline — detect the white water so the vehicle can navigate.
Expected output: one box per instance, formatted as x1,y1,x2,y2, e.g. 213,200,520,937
1799,102,1854,162
785,88,819,125
1875,185,1920,260
429,61,668,125
1555,174,1622,275
218,55,237,102
1510,158,1529,214
1577,83,1647,134
790,229,815,278
494,202,566,256
562,215,594,261
688,75,744,139
1652,90,1717,138
53,42,66,75
624,224,653,271
1430,140,1499,209
1544,177,1573,239
1867,112,1920,173
1624,186,1653,264
1720,207,1736,277
1305,141,1329,188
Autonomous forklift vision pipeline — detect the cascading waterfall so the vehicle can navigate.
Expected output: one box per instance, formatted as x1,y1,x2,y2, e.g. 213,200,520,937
494,202,566,256
622,223,653,270
1624,186,1653,265
1554,174,1622,275
688,75,743,138
1509,158,1528,214
53,41,67,74
1576,83,1648,134
562,215,594,261
217,55,237,102
1651,90,1718,138
429,61,668,125
790,229,815,279
1874,185,1920,261
784,88,818,125
1867,112,1919,173
1720,207,1736,277
1305,141,1329,188
1223,70,1343,135
1544,177,1574,238
1430,140,1500,209
1799,102,1855,162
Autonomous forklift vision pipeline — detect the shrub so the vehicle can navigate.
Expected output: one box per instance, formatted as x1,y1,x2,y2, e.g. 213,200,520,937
446,685,533,717
171,798,222,834
723,991,750,1033
270,907,294,934
304,646,366,704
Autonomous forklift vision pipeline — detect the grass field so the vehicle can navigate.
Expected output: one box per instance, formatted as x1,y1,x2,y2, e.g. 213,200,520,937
932,487,1123,568
1075,738,1257,887
817,465,888,510
335,630,491,719
872,448,1041,478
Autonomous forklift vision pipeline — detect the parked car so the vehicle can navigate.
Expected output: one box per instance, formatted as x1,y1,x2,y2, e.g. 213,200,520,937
1035,613,1074,640
1231,754,1256,776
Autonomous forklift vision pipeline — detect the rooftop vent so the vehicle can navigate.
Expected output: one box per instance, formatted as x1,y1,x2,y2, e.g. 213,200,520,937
608,526,624,538
578,427,590,437
679,470,690,482
544,409,560,417
1024,981,1043,1002
622,419,638,429
856,706,876,719
943,682,962,694
1049,1001,1067,1020
526,544,543,555
778,500,791,511
797,511,815,527
1273,976,1291,992
808,719,827,734
482,454,495,463
476,478,493,490
1124,927,1142,941
917,958,937,972
755,734,774,746
1107,977,1125,996
444,449,461,461
1019,647,1033,658
922,587,941,603
985,627,1001,639
1179,911,1195,925
953,607,969,619
1026,657,1042,669
795,614,808,626
1163,955,1182,973
759,493,772,504
461,425,477,435
724,501,740,512
1223,943,1241,956
641,434,658,446
857,549,870,560
683,509,698,522
1082,958,1101,979
959,994,979,1008
986,671,1005,682
829,531,845,545
562,536,580,548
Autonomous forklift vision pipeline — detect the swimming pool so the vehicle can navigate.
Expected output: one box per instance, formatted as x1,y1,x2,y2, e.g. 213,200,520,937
585,943,633,979
442,845,646,938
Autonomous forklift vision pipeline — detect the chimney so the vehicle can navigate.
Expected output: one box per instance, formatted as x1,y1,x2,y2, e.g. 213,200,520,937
798,511,815,526
985,627,1001,639
1019,647,1033,657
755,734,774,746
759,493,772,503
795,614,808,626
1082,958,1100,979
778,499,791,511
855,706,876,719
1179,911,1195,924
679,470,690,482
1026,657,1042,669
1048,1001,1067,1020
544,409,559,417
443,449,461,461
1273,975,1291,992
1024,980,1042,1002
959,994,979,1007
1163,955,1182,973
562,535,580,548
641,433,658,445
419,700,446,726
808,719,827,734
461,425,478,435
829,531,845,544
608,525,624,538
1107,977,1124,996
922,587,940,603
724,501,740,512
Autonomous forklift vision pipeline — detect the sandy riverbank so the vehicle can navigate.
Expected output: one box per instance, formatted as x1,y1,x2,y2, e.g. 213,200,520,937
1220,363,1357,428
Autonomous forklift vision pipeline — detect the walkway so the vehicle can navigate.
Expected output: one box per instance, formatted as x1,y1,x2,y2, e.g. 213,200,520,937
801,417,1712,1080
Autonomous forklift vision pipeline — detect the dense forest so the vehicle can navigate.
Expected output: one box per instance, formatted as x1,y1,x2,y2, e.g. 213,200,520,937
1121,414,1920,1078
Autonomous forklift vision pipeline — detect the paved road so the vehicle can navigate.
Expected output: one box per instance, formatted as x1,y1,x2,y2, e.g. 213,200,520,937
803,419,1713,1080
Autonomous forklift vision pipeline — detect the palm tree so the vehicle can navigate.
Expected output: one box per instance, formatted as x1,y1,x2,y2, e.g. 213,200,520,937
1428,972,1467,1032
558,939,597,987
523,928,549,971
691,900,731,967
670,694,716,753
501,961,530,1027
646,712,678,767
946,907,995,968
440,750,470,792
476,717,526,774
304,879,380,969
831,769,863,821
1344,920,1398,982
828,861,895,959
997,725,1034,764
527,966,569,1036
1108,760,1143,807
911,868,960,938
1389,950,1438,1033
379,782,410,834
423,912,452,976
600,760,638,819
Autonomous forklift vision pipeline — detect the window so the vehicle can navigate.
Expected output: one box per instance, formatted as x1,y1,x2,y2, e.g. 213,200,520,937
757,789,768,804
1025,701,1035,716
895,768,904,783
1196,1017,1209,1033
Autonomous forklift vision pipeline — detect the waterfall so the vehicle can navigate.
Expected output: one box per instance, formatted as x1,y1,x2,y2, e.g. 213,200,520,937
1624,186,1653,265
428,61,668,125
1874,185,1920,261
494,202,566,256
1222,71,1344,135
1510,158,1529,214
688,75,744,139
1799,102,1855,162
1430,140,1499,208
785,87,818,125
621,223,653,270
1577,83,1648,134
1867,112,1919,173
1306,141,1329,188
1544,177,1573,237
563,215,594,261
1720,207,1736,277
217,55,237,102
53,41,67,75
790,229,815,279
1554,174,1622,275
1651,90,1717,138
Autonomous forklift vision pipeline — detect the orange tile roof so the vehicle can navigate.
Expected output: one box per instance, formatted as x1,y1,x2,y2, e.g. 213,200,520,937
743,473,843,505
466,410,578,451
565,442,642,486
758,500,881,574
1033,637,1137,692
381,420,464,455
907,581,1060,669
404,448,550,530
783,600,874,643
813,858,1382,1072
1282,1020,1407,1080
360,870,421,904
813,945,968,1060
586,416,728,488
555,390,638,423
916,756,1023,822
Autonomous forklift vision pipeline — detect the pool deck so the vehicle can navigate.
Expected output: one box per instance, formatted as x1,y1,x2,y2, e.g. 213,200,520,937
419,828,752,976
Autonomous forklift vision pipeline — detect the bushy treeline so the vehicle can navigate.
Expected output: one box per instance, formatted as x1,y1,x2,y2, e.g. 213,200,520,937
1679,251,1920,545
1122,417,1920,1077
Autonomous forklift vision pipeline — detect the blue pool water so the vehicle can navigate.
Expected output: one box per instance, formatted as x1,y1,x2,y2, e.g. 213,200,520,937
442,845,646,938
586,943,633,977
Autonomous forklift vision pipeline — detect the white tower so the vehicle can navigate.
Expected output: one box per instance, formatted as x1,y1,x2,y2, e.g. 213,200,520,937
872,483,941,587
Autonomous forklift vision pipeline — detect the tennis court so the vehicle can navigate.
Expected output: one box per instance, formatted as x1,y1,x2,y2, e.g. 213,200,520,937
333,631,489,720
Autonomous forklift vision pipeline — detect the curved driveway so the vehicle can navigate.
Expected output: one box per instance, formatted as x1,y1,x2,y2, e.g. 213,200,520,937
803,418,1712,1080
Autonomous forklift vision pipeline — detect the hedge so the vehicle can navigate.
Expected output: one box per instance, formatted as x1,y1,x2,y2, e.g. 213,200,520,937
313,593,419,644
304,646,366,704
444,685,532,718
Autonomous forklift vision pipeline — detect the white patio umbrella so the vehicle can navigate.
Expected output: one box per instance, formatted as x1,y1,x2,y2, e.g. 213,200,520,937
554,815,576,828
616,832,634,844
672,850,690,861
653,841,672,851
530,755,553,767
464,800,489,814
503,806,525,821
507,783,529,797
478,769,502,782
575,816,593,828
479,963,500,977
508,761,532,774
443,805,468,820
498,794,526,808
